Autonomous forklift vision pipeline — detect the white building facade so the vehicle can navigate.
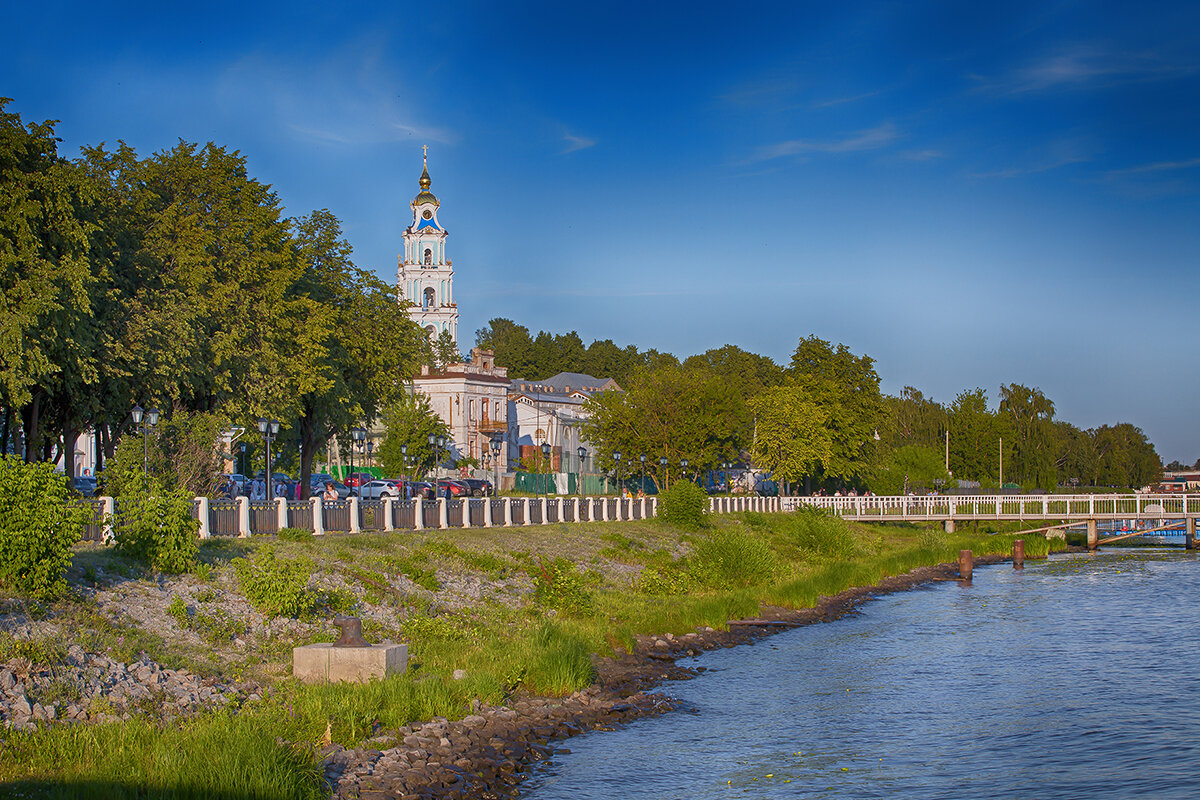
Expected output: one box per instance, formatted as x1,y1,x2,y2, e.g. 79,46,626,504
412,349,510,476
397,148,458,346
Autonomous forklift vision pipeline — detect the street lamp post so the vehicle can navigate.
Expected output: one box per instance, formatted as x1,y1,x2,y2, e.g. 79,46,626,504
659,455,668,491
577,446,587,500
257,418,280,496
613,451,622,496
401,443,408,478
680,458,689,483
541,442,552,498
350,427,366,495
490,432,503,496
639,454,646,494
131,405,160,476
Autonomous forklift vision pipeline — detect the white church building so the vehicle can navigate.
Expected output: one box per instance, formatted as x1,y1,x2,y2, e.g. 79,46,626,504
397,147,459,344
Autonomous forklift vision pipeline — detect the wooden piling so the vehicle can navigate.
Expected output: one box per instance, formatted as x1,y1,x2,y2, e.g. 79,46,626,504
1187,518,1196,551
1086,519,1098,551
1013,539,1024,569
958,549,973,580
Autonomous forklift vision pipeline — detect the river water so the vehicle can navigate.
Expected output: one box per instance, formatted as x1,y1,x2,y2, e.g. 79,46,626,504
522,549,1200,799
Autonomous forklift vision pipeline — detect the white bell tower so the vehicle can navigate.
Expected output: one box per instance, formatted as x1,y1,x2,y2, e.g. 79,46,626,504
397,147,458,346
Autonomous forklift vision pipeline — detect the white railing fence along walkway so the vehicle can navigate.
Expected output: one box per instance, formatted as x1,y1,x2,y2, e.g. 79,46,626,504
783,494,1200,521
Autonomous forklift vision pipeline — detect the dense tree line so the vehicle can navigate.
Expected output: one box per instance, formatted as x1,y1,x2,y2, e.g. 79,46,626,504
0,101,425,496
481,318,1163,492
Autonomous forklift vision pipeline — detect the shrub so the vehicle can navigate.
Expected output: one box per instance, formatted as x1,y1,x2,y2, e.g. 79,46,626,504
658,480,708,529
0,456,89,599
634,566,693,595
689,528,777,589
233,545,318,618
277,526,313,542
166,595,190,627
531,557,594,616
113,474,199,573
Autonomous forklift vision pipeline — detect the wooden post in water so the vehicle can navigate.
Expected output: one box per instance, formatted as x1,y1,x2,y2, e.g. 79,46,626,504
1013,539,1025,569
1087,519,1098,551
1187,517,1196,551
958,549,973,580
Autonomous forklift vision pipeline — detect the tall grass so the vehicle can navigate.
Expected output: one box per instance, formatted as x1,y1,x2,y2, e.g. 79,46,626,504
0,712,325,799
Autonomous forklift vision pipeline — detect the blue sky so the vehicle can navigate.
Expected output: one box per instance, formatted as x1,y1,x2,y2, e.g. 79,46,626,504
5,1,1199,462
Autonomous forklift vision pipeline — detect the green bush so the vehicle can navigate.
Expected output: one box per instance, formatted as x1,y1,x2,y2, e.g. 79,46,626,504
658,480,708,529
689,527,777,589
277,526,313,542
634,565,693,595
113,475,199,573
233,545,317,618
0,456,89,599
531,557,594,616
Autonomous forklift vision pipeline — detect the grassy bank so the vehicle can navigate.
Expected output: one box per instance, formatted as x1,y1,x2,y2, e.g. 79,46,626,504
0,510,1065,797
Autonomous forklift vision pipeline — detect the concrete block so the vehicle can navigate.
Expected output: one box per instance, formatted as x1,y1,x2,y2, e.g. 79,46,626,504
292,643,408,684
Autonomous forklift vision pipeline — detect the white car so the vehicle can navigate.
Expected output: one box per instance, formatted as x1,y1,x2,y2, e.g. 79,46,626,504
358,479,402,499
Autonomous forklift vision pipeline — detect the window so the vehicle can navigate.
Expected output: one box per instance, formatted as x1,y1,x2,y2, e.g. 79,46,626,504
424,248,432,265
423,287,435,309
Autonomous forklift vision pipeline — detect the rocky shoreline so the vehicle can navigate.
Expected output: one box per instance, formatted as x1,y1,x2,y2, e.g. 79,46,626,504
323,555,1010,799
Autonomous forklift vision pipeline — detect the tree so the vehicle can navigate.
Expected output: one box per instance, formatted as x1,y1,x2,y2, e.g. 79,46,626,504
998,383,1057,489
582,363,741,490
0,100,100,465
285,210,424,497
376,390,449,478
947,388,1006,485
1093,423,1161,488
786,336,884,486
432,328,462,369
746,386,831,489
875,445,949,495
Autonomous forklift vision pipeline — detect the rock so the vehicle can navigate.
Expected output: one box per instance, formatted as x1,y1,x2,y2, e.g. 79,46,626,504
0,670,13,692
10,696,31,719
452,669,467,680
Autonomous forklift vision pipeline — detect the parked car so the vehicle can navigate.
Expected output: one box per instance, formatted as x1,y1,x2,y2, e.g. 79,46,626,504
344,472,373,489
436,479,471,498
310,477,351,499
358,479,403,499
408,481,437,500
460,478,493,497
70,476,98,497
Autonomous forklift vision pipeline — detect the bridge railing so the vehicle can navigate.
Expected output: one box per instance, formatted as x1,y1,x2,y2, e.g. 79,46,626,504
788,494,1200,520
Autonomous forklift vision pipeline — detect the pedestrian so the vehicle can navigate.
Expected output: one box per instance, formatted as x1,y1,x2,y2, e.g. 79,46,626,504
250,478,266,501
323,481,338,502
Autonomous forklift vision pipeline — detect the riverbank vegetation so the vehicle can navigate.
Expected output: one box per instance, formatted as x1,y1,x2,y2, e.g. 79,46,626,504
0,510,1066,797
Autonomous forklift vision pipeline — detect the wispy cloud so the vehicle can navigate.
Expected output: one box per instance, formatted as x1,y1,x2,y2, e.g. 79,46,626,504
967,137,1096,179
976,46,1194,94
812,90,880,109
900,149,945,162
718,75,801,108
1103,157,1200,178
217,39,457,149
749,122,898,163
561,133,596,154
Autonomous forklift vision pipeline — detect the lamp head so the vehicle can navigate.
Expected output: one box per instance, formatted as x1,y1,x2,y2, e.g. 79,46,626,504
640,454,646,464
541,442,551,456
577,446,586,459
257,417,268,434
131,405,144,425
269,419,280,436
613,452,622,462
147,407,161,427
401,443,407,455
659,456,667,466
680,459,688,469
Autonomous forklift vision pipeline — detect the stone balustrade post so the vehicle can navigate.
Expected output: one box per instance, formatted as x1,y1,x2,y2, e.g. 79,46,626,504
414,497,425,530
275,497,289,531
195,496,210,539
504,498,513,527
484,497,493,528
348,497,361,534
383,498,394,531
311,497,325,535
439,498,449,530
237,496,251,538
100,496,115,543
540,496,549,525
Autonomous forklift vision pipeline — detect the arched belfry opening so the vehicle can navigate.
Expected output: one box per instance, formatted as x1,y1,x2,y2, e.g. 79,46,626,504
424,248,432,265
423,287,435,309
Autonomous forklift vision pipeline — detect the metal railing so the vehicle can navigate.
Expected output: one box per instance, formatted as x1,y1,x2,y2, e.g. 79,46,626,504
786,494,1200,520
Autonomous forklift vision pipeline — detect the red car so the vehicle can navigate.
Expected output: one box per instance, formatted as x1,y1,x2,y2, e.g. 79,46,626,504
436,479,471,497
344,472,373,488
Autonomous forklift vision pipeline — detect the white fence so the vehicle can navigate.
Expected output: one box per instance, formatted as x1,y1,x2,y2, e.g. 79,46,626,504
784,494,1200,521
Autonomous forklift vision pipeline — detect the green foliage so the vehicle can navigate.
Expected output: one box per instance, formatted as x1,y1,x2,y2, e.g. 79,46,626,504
112,473,199,574
0,632,67,666
277,526,313,542
232,545,318,618
166,595,189,627
376,391,450,478
0,456,88,599
634,566,694,595
875,444,949,495
658,480,708,529
688,528,777,589
381,553,440,591
531,557,595,616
